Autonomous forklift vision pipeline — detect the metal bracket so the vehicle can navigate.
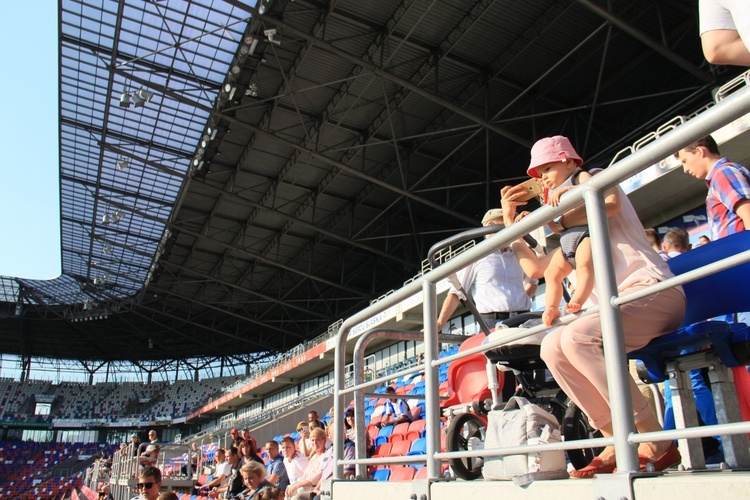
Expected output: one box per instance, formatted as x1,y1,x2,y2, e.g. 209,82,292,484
593,471,635,500
320,479,335,500
410,478,430,500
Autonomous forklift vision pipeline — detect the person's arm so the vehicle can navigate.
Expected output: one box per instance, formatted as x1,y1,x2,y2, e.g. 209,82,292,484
267,461,281,485
297,434,310,456
736,199,750,229
554,185,622,231
701,30,750,65
436,293,460,331
523,278,538,298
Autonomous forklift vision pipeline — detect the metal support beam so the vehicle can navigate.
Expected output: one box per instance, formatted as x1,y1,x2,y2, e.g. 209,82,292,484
224,0,531,148
575,0,712,84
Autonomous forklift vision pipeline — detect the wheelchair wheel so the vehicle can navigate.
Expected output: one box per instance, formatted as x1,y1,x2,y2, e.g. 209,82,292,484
562,402,604,470
446,412,485,480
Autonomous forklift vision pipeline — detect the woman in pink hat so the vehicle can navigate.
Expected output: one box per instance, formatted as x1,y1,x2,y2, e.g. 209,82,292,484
501,136,685,478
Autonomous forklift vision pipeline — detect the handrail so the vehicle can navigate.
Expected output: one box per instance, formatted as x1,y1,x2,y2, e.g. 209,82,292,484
331,84,750,483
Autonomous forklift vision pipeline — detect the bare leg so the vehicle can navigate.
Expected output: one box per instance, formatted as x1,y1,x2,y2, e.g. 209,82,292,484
542,249,572,326
566,239,594,313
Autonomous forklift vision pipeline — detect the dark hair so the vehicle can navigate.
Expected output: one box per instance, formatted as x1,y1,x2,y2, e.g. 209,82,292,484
227,445,239,458
280,436,295,447
663,228,690,252
385,386,396,394
644,228,661,247
257,486,283,500
139,465,162,483
674,135,720,157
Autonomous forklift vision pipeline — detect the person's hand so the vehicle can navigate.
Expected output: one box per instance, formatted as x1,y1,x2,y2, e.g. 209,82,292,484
547,186,571,207
542,307,561,327
514,211,531,224
501,184,529,226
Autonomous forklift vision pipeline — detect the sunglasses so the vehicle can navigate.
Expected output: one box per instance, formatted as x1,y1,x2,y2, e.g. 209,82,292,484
136,482,155,489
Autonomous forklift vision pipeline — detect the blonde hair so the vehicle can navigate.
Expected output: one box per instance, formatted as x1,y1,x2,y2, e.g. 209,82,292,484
240,460,267,480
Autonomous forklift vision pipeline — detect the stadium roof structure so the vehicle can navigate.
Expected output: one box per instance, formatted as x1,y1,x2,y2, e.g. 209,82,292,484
0,0,742,364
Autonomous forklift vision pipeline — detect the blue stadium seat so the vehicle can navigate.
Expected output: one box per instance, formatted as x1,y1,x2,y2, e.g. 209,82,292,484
371,468,390,481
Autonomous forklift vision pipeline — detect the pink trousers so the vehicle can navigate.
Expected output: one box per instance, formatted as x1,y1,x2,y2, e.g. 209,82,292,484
540,283,686,430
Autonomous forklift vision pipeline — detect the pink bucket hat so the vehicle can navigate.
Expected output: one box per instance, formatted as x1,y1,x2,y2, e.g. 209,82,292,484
526,135,584,178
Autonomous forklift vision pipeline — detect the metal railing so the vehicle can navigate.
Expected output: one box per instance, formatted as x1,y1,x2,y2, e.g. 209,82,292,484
331,84,750,498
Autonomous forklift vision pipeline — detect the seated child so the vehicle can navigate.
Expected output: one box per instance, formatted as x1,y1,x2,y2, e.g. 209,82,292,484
523,136,595,327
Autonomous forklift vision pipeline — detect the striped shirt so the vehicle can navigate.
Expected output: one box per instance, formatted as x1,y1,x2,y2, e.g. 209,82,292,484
706,158,750,239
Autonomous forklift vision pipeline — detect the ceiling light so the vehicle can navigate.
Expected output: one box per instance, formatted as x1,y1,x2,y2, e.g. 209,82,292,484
138,89,154,102
247,83,258,97
116,159,128,171
223,83,232,94
102,243,112,255
119,91,131,108
132,92,146,108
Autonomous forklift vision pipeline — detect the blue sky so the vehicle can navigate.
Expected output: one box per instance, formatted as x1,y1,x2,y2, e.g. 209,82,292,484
0,4,61,280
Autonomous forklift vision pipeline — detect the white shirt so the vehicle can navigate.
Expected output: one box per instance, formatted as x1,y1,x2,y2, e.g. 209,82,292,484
215,461,232,484
450,248,531,313
283,452,309,484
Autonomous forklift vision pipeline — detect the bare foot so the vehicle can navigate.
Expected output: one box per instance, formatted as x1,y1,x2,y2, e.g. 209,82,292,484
542,308,561,327
565,301,582,314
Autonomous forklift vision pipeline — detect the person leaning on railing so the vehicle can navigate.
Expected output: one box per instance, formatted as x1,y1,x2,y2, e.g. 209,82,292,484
501,135,686,478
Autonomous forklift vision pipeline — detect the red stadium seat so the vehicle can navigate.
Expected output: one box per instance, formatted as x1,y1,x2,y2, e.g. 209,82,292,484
388,440,412,457
389,465,416,481
388,422,411,443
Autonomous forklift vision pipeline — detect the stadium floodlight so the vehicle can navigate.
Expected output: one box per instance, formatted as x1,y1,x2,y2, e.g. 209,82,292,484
132,91,146,108
116,159,128,171
137,88,154,102
119,90,131,107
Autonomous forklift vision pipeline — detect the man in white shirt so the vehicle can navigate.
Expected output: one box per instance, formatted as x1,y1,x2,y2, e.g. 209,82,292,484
436,209,535,332
197,448,231,492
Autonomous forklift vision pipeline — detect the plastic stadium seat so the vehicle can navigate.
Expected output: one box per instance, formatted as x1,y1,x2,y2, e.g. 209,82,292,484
388,440,412,457
388,422,411,443
371,468,390,481
405,419,426,441
368,414,382,428
374,424,394,447
389,466,416,481
409,406,422,421
372,443,392,458
407,438,427,455
367,425,380,442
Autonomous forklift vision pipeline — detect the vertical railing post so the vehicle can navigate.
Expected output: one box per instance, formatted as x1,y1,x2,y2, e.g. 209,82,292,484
583,187,638,474
333,325,347,480
422,280,440,479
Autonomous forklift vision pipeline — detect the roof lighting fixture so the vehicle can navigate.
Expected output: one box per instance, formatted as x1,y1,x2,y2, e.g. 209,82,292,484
119,90,131,107
132,88,153,108
244,35,258,55
116,159,128,171
247,83,258,97
138,89,154,102
102,243,112,255
132,91,146,108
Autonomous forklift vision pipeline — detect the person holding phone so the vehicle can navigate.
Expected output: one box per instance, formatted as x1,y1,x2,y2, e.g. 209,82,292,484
435,208,537,333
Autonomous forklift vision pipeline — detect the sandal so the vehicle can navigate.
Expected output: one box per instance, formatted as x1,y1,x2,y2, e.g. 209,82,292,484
569,456,617,479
